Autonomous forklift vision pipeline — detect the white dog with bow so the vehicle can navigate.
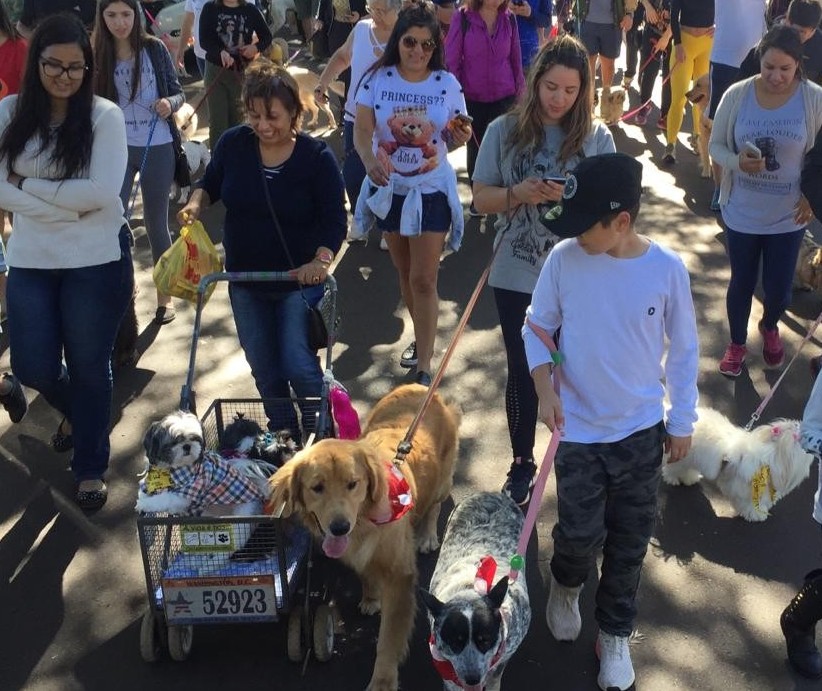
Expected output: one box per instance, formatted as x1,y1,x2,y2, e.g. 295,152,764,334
662,407,814,521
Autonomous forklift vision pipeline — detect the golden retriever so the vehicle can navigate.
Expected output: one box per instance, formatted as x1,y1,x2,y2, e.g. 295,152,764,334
268,383,461,691
685,73,712,178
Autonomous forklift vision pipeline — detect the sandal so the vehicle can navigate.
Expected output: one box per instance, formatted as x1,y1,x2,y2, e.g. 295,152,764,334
154,306,176,325
52,417,73,453
75,480,107,511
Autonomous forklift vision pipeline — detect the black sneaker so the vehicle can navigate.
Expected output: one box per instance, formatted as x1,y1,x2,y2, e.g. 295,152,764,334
0,373,27,423
400,341,417,368
503,458,537,506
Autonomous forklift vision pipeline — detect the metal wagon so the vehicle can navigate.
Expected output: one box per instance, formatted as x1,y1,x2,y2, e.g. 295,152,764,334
137,271,339,666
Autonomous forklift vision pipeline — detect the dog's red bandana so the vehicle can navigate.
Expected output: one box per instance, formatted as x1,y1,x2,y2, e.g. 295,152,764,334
370,462,414,525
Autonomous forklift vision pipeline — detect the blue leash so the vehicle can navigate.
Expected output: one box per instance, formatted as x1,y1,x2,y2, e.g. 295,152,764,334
126,112,160,221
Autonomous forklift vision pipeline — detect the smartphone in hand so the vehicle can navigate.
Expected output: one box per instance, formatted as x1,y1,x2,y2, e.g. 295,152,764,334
742,141,762,159
543,176,567,184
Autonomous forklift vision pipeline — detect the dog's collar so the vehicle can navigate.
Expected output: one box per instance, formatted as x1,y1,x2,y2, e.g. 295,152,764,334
429,615,508,688
369,461,414,525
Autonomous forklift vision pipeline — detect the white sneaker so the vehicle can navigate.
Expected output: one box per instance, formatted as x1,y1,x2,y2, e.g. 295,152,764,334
546,573,582,641
597,631,635,691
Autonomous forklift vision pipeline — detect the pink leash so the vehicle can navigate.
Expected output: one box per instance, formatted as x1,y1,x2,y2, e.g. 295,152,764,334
619,52,679,123
509,318,563,582
745,309,822,430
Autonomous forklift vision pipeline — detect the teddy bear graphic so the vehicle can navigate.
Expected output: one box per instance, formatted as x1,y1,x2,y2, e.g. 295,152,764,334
376,105,439,177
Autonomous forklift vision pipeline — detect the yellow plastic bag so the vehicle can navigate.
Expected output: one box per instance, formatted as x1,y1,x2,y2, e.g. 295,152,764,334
153,221,223,305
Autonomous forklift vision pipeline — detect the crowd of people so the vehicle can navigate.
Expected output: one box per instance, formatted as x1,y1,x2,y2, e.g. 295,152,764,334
2,0,822,688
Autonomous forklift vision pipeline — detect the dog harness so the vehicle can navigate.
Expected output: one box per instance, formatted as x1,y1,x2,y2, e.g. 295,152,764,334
140,451,267,515
428,556,509,688
370,461,414,525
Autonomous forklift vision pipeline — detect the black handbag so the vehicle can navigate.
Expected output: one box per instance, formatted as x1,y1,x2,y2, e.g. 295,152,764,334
256,151,339,350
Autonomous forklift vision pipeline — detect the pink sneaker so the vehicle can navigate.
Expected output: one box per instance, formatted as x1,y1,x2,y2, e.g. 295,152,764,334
759,321,785,368
719,343,747,377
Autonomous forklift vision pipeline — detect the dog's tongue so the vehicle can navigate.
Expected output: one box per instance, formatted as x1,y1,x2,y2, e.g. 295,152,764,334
322,534,350,558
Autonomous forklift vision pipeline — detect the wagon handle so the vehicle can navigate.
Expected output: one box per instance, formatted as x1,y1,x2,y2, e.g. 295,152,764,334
179,271,338,413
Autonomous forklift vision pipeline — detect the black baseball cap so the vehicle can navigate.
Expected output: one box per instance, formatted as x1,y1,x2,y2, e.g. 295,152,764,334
540,153,643,239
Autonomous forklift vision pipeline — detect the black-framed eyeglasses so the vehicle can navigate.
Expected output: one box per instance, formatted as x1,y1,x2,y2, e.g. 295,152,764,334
40,61,88,80
401,35,436,52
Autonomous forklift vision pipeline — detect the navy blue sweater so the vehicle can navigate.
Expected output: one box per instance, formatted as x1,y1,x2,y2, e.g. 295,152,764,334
200,127,346,287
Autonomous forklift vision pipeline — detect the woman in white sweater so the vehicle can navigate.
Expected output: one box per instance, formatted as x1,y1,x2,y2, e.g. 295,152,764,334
709,23,822,378
0,14,133,511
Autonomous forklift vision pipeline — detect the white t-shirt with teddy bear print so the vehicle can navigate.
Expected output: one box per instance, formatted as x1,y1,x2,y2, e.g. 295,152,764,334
356,66,467,191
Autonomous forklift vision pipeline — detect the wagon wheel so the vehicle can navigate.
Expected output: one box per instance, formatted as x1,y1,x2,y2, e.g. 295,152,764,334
287,608,305,663
139,610,163,662
167,624,194,661
312,604,335,662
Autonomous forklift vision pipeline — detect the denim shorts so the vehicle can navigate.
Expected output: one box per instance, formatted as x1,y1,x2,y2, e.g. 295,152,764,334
373,190,451,232
581,21,622,59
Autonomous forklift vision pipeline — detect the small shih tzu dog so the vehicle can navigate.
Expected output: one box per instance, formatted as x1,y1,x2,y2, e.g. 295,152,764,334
170,104,211,204
220,413,299,468
662,407,815,522
421,492,531,691
135,411,273,519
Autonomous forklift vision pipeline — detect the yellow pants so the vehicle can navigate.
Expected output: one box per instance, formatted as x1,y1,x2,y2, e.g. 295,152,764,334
666,32,713,146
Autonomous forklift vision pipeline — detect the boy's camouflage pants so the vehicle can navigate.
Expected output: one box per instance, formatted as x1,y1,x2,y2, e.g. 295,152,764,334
550,421,665,637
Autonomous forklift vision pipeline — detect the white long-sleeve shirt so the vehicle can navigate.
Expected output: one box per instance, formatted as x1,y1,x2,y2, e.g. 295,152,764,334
0,96,127,270
523,238,699,443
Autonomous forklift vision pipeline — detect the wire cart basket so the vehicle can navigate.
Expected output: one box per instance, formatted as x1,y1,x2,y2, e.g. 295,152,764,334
137,272,339,666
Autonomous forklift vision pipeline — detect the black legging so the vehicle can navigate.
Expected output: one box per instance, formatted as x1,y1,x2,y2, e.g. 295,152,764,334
465,96,515,182
638,30,671,116
493,287,539,461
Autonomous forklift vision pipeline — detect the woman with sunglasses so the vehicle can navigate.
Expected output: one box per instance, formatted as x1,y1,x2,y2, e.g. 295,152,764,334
472,35,614,505
353,0,472,386
0,13,133,511
93,0,185,325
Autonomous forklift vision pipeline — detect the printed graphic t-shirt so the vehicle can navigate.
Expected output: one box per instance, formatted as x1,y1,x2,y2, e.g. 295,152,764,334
114,49,173,147
356,67,467,183
723,85,807,235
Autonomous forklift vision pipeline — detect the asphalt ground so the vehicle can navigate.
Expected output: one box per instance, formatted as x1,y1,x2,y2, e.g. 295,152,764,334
2,38,822,691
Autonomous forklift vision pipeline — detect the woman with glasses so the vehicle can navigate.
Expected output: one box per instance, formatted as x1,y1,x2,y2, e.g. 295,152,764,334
472,35,614,505
353,0,472,385
315,0,403,220
93,0,185,325
0,13,133,511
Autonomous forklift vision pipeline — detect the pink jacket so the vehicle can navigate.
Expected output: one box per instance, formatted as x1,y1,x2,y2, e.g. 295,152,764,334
445,7,525,103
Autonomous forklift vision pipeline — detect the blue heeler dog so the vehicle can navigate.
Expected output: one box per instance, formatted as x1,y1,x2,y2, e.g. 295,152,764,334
421,492,531,690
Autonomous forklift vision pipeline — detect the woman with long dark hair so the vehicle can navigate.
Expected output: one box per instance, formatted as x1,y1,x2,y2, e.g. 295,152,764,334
0,13,133,510
711,24,822,377
93,0,184,324
353,1,472,386
472,35,615,504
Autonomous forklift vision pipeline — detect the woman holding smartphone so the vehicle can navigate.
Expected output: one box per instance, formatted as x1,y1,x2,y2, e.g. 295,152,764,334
353,1,471,386
471,35,614,505
710,24,822,378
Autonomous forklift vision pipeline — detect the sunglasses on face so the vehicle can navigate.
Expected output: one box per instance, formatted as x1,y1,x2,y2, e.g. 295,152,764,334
40,60,88,80
401,35,437,52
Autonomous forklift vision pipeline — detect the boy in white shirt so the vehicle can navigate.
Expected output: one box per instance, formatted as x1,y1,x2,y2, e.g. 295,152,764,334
523,153,699,691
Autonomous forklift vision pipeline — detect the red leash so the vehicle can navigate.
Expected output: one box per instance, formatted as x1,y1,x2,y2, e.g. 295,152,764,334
619,52,679,123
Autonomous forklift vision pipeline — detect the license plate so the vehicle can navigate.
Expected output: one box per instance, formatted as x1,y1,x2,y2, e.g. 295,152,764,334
161,576,278,624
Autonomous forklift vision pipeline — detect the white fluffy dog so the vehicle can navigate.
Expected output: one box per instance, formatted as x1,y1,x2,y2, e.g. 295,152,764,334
662,407,815,522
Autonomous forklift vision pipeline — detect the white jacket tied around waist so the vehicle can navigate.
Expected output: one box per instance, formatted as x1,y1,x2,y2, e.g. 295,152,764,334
351,165,464,253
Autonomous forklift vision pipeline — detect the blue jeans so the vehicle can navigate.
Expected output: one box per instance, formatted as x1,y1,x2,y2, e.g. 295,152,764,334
7,229,134,482
229,284,325,436
724,226,806,345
